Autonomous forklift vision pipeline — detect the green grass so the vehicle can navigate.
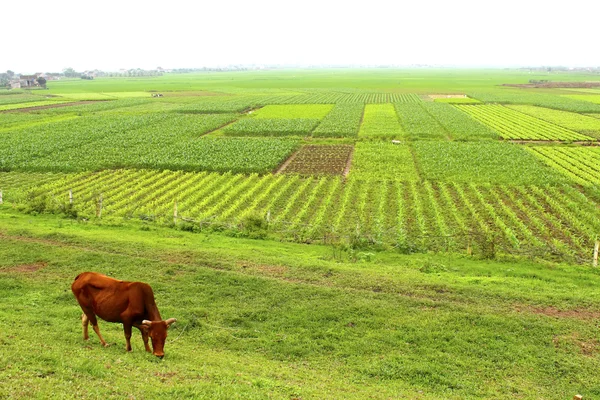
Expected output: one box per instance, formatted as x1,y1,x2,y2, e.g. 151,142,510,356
1,211,600,399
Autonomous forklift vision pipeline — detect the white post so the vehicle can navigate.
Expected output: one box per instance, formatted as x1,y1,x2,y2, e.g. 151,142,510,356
594,240,599,268
0,189,3,205
69,189,73,205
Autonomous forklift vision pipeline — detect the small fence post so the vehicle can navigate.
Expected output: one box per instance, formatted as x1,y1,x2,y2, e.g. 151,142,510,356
173,200,178,225
69,189,73,205
593,240,599,268
0,189,3,205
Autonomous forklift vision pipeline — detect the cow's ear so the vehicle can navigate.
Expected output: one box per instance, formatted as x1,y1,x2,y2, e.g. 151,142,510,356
165,318,177,327
141,320,152,327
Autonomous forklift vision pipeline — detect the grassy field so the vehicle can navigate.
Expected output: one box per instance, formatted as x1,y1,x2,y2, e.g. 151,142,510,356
2,210,600,399
3,69,600,398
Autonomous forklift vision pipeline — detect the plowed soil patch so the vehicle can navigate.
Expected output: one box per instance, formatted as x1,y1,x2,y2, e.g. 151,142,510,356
279,144,353,175
518,305,600,320
3,261,47,273
2,101,106,113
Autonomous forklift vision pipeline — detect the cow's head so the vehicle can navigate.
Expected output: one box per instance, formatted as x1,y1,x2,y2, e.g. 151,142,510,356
141,318,177,358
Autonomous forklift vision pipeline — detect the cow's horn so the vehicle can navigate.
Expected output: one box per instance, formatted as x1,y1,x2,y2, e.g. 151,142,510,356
165,318,177,326
141,320,152,326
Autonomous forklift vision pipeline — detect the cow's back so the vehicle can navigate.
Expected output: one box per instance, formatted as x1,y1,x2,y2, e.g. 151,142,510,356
72,272,131,322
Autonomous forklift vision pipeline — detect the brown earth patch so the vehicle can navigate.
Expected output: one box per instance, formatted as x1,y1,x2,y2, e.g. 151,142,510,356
518,305,600,320
553,332,599,356
274,149,300,174
238,261,289,277
279,144,354,176
3,261,47,273
1,101,107,113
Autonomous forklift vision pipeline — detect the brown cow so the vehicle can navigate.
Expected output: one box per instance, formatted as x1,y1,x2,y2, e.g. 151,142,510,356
71,272,176,358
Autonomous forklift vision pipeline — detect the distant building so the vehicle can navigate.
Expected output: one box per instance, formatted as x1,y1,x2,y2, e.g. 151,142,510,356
19,74,38,88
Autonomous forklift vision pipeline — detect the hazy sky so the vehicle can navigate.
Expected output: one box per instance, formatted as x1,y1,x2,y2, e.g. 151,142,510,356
3,0,598,73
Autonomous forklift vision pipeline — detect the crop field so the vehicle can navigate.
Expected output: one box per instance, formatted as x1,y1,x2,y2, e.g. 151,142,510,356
312,103,364,137
455,104,594,141
505,105,600,137
526,146,600,186
2,70,600,265
5,69,600,398
3,168,598,262
359,104,405,138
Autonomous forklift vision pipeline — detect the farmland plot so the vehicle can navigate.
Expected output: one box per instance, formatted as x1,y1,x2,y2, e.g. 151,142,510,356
222,118,320,137
358,104,405,138
251,104,333,119
468,91,600,113
312,103,364,137
421,102,498,140
280,145,353,175
395,103,448,140
526,146,600,186
455,104,594,141
222,104,334,136
350,142,418,181
413,141,565,185
258,93,421,104
18,170,600,261
505,105,600,138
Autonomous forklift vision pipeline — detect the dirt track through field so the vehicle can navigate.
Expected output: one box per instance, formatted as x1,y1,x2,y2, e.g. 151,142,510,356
1,101,107,113
274,149,300,174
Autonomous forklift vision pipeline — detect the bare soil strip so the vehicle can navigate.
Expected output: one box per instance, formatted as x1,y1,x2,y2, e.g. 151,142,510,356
200,120,238,137
517,305,600,320
1,261,47,273
274,149,300,174
1,101,107,113
343,146,355,178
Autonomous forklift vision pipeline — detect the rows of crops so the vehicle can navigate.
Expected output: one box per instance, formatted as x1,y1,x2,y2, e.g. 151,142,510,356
9,169,599,261
395,103,448,140
0,113,299,173
312,104,364,137
467,91,600,113
527,146,600,186
505,105,600,137
421,102,498,140
254,93,422,104
455,104,594,141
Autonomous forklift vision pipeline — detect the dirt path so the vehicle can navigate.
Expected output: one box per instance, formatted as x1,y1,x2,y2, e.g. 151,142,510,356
1,101,107,113
274,149,300,174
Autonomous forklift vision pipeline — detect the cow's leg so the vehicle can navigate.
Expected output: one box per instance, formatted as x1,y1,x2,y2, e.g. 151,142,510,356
81,313,90,340
123,323,133,352
83,310,108,347
134,324,152,352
